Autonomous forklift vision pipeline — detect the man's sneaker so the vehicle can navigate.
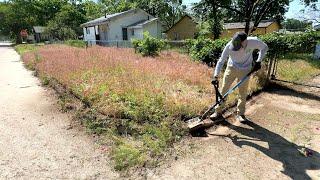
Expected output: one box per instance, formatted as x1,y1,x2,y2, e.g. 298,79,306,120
237,115,248,123
209,112,223,121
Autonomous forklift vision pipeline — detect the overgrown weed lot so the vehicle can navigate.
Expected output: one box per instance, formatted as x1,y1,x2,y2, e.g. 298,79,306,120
19,44,265,171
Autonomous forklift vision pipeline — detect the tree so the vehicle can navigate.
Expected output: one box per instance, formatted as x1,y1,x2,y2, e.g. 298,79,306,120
0,0,71,42
192,0,224,39
0,0,39,43
99,0,136,14
32,0,69,26
298,3,320,23
99,0,186,30
282,18,311,30
45,3,87,40
82,1,104,20
193,0,319,35
44,21,77,40
0,2,9,37
0,0,103,42
157,0,187,29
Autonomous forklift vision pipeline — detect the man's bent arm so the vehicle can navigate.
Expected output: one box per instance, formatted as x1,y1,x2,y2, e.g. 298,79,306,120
255,40,268,62
214,42,231,77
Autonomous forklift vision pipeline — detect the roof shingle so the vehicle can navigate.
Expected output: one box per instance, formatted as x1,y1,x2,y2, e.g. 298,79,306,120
224,21,275,29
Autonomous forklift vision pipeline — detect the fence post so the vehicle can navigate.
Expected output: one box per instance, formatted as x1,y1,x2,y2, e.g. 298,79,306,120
267,57,274,80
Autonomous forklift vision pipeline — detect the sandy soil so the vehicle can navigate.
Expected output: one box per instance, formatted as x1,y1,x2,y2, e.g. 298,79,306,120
147,76,320,180
0,45,119,179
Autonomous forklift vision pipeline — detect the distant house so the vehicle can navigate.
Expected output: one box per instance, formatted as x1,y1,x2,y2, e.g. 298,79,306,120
33,26,47,43
165,16,280,40
165,15,197,40
221,20,281,38
80,9,163,45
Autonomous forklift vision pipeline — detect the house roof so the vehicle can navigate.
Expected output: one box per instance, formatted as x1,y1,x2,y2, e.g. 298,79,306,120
81,8,154,27
33,26,45,33
127,18,159,28
224,21,276,30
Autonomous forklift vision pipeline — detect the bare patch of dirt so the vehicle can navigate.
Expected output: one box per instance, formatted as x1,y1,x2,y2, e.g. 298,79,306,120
147,77,320,180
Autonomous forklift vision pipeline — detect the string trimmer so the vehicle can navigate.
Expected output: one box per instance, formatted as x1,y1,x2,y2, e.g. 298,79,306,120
187,69,255,132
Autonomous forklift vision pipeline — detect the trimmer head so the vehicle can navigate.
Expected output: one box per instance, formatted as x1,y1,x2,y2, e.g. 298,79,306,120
187,117,217,132
187,117,204,132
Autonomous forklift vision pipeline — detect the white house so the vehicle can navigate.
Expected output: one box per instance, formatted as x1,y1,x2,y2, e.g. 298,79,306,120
80,9,163,45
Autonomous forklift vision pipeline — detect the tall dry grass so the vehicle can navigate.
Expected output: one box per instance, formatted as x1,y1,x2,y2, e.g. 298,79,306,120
23,45,214,121
21,44,267,170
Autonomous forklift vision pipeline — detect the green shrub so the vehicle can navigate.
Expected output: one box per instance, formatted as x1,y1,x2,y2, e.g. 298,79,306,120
186,37,228,66
260,31,320,57
132,32,166,56
186,31,320,64
14,44,38,55
112,143,145,171
65,40,86,48
142,123,173,156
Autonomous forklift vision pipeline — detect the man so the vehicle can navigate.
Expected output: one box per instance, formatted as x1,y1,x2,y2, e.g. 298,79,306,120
210,32,268,122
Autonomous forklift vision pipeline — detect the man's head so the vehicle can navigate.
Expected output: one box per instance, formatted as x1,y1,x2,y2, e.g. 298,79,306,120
231,32,248,51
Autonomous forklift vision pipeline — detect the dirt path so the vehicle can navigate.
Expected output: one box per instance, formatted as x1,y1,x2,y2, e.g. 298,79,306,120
0,45,119,179
148,77,320,179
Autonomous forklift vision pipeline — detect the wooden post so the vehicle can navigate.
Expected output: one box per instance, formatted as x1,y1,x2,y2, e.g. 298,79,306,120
267,57,274,80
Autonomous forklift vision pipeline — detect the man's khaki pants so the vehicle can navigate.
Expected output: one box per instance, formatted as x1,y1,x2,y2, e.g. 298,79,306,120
215,65,251,115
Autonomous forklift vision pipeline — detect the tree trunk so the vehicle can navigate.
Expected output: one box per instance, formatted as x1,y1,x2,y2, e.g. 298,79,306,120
15,32,22,44
245,20,250,34
244,0,254,34
210,0,221,40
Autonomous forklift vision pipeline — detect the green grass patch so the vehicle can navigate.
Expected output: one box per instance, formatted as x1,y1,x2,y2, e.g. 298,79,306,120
277,53,320,82
14,44,40,55
65,40,86,48
112,142,146,171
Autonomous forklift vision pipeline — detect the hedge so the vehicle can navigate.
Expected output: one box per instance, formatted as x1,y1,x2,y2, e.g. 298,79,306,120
186,31,320,64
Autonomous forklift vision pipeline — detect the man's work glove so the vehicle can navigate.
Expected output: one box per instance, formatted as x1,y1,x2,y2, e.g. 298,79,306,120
211,76,219,86
253,62,261,72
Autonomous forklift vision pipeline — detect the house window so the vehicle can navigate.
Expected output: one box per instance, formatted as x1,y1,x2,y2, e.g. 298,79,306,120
86,27,90,34
122,28,128,40
131,29,134,36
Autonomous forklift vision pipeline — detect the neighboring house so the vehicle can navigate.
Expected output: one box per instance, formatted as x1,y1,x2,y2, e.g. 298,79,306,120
33,26,47,43
165,15,197,40
80,9,163,45
221,20,281,38
165,16,280,40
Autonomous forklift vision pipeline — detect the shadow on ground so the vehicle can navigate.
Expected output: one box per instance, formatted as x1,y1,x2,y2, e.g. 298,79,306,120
266,82,320,101
208,120,320,180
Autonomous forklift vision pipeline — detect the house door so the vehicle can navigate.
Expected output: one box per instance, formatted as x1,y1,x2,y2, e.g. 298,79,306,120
95,26,100,41
122,28,128,40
